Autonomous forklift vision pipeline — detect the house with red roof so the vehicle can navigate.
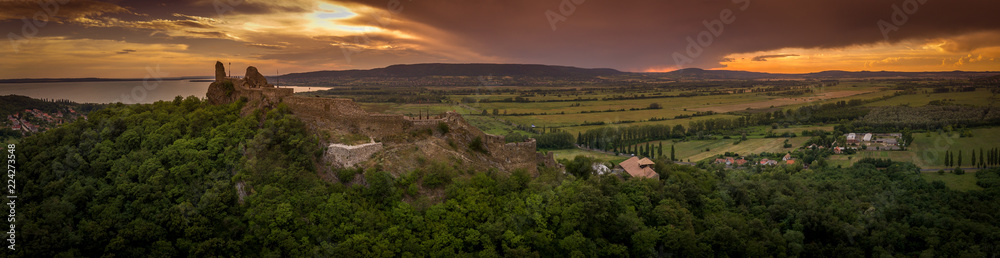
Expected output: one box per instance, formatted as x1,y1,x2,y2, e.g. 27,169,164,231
617,157,659,180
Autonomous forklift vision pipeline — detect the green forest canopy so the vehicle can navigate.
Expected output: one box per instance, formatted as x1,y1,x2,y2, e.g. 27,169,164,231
15,97,1000,257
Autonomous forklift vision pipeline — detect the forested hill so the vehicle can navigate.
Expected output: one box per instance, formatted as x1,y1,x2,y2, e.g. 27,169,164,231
0,94,104,118
276,64,999,86
14,97,1000,256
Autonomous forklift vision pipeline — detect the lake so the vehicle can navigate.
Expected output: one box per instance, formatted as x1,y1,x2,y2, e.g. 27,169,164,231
0,80,328,104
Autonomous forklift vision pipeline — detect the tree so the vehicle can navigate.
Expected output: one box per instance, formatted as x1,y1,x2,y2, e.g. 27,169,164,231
980,148,985,168
670,145,676,161
659,142,664,158
673,124,685,137
973,149,976,168
958,150,963,167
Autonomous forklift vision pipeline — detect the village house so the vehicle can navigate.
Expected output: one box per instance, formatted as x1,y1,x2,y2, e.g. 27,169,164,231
617,157,659,179
714,156,749,167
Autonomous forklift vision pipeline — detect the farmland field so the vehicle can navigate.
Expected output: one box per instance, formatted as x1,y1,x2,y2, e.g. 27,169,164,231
690,90,874,113
548,148,627,164
865,88,996,107
907,127,1000,169
919,172,983,192
639,137,811,162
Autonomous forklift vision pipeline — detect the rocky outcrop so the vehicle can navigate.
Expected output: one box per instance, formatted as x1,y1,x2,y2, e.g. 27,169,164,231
215,61,227,81
243,66,272,88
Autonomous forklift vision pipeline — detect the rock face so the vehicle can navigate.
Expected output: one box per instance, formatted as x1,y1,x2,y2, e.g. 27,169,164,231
243,66,271,88
215,61,226,81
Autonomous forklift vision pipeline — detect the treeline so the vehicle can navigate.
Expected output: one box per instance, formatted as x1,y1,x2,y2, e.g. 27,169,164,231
577,124,683,153
943,147,1000,168
0,94,105,117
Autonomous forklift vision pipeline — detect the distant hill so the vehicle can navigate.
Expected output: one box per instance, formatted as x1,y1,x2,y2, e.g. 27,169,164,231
0,76,212,84
659,68,1000,80
276,64,1000,86
277,63,627,86
282,63,624,78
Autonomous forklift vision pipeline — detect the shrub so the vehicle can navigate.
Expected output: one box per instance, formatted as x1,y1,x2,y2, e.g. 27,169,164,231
469,136,488,153
437,122,449,134
422,163,456,188
219,80,235,96
336,167,363,183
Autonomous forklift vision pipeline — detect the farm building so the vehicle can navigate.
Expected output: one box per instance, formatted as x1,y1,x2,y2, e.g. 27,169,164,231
617,157,659,179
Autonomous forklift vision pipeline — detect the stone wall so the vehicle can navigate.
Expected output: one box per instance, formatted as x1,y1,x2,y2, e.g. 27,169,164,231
325,142,384,168
206,61,553,174
283,97,368,117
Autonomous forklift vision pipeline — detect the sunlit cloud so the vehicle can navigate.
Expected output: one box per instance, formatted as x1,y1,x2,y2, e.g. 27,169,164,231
717,40,1000,73
1,0,999,78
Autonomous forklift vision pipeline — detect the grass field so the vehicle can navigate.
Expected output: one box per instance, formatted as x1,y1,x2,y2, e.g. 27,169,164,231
907,127,1000,169
548,148,628,164
865,88,996,107
637,137,811,162
920,171,983,192
560,114,743,136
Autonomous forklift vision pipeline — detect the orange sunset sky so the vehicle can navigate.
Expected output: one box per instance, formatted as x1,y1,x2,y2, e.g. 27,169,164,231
2,0,999,78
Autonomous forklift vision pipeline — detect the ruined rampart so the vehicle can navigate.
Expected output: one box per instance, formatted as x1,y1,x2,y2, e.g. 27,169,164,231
325,142,384,168
206,61,554,174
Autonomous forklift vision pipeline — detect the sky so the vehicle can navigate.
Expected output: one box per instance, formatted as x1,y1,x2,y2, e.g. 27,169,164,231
2,0,1000,78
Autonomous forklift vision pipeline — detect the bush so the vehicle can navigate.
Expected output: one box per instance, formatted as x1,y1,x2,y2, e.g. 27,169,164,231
954,167,965,175
437,122,449,134
469,136,488,153
505,132,528,143
562,156,599,179
336,167,363,183
422,163,456,188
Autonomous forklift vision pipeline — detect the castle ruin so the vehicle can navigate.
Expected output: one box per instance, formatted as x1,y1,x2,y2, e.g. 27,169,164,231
206,61,551,175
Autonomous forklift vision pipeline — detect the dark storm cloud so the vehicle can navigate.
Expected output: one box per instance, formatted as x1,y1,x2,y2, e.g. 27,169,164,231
752,54,798,62
341,0,1000,70
0,0,131,21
